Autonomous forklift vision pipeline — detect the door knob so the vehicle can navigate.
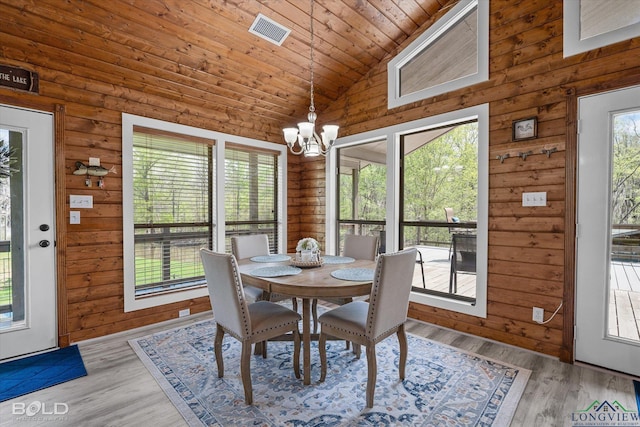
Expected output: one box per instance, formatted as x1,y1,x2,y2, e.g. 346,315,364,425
39,240,50,248
39,224,50,231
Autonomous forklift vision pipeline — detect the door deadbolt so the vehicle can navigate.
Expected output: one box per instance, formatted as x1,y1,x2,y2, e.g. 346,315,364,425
39,240,50,248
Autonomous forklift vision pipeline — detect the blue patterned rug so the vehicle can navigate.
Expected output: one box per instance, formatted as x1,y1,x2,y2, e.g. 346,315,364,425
130,318,530,426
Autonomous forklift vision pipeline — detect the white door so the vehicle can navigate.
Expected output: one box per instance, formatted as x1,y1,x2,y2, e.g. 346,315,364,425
576,85,640,376
0,105,56,360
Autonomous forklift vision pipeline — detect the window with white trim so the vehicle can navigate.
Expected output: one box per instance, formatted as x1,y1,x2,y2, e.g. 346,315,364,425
327,105,488,318
122,114,287,312
564,0,640,57
388,0,488,109
224,145,280,252
131,127,213,298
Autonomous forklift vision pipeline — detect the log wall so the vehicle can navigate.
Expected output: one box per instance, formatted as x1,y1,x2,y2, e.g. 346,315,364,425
0,0,298,342
1,0,639,359
317,0,640,359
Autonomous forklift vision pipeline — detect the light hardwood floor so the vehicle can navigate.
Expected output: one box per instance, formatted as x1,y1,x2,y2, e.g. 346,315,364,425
1,310,637,427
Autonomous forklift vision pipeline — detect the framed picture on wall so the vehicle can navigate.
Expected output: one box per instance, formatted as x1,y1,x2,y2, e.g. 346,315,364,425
512,117,537,141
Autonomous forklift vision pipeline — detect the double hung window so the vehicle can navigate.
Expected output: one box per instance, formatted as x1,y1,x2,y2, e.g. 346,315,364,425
123,114,286,312
131,128,213,298
224,145,279,252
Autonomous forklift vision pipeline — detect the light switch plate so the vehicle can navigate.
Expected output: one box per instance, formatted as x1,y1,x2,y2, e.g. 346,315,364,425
522,192,546,207
70,211,80,224
69,195,93,208
88,157,100,166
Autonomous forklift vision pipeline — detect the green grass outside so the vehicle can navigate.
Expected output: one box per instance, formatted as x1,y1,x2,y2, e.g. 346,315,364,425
0,251,10,307
0,285,10,307
135,256,204,287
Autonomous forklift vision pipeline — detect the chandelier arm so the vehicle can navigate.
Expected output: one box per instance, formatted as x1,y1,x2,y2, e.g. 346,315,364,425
288,142,305,156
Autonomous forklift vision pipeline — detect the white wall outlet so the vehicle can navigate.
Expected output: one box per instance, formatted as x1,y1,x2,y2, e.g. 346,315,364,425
70,211,80,224
533,307,544,323
69,195,93,208
88,157,100,166
522,192,547,207
179,308,190,317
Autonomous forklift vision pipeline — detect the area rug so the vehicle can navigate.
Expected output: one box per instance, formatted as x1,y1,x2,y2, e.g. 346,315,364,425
130,317,530,426
0,345,87,402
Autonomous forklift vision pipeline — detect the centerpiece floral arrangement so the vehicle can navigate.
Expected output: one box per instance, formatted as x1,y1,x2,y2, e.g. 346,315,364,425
296,237,320,252
295,237,321,264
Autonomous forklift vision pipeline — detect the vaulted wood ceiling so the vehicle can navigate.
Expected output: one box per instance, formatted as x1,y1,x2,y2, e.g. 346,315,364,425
56,0,455,133
3,0,451,139
135,0,450,134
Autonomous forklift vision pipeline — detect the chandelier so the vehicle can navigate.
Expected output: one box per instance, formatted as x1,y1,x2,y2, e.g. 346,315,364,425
283,0,339,157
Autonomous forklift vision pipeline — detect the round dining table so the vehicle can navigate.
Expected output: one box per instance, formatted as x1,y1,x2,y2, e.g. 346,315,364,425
237,254,376,385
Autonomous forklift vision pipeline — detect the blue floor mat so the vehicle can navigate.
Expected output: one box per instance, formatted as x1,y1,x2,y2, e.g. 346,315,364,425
0,345,87,402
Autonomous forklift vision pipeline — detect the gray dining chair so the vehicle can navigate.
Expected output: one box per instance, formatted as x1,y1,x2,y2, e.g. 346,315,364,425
318,248,417,408
311,234,379,334
200,249,301,405
231,234,297,305
231,234,298,356
230,234,271,303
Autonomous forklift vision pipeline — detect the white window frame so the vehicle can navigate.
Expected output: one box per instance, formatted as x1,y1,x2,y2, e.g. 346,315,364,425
564,0,640,58
122,113,287,312
387,0,489,109
326,104,488,318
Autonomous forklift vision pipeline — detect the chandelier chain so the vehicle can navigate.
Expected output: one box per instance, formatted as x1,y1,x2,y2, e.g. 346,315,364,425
281,0,337,157
309,0,315,113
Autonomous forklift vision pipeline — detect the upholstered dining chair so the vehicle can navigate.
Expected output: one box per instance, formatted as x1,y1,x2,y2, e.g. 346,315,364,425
318,248,417,408
230,234,271,303
311,234,379,333
231,233,297,304
199,249,301,405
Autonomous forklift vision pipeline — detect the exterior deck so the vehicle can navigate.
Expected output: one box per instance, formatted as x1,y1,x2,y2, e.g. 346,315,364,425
410,246,640,342
609,261,640,341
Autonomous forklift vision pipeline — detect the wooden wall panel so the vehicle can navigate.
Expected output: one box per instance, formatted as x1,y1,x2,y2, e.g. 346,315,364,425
319,0,640,360
0,0,296,342
1,0,639,359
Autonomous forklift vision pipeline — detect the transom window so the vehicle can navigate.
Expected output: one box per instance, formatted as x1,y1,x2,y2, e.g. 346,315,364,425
388,0,488,109
564,0,640,57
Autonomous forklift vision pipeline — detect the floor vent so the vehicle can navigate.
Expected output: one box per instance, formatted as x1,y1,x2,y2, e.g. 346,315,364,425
249,13,291,46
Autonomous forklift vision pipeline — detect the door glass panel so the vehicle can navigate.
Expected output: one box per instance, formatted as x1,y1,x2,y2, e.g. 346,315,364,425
609,109,640,343
0,128,24,329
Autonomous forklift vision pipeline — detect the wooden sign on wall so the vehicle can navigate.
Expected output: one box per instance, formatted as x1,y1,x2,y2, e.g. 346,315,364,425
0,64,39,94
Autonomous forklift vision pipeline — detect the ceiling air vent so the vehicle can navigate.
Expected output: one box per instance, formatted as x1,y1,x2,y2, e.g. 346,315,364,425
249,13,291,46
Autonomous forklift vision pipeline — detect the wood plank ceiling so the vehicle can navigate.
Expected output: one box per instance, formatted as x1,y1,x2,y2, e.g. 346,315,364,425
149,0,449,133
18,0,448,139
